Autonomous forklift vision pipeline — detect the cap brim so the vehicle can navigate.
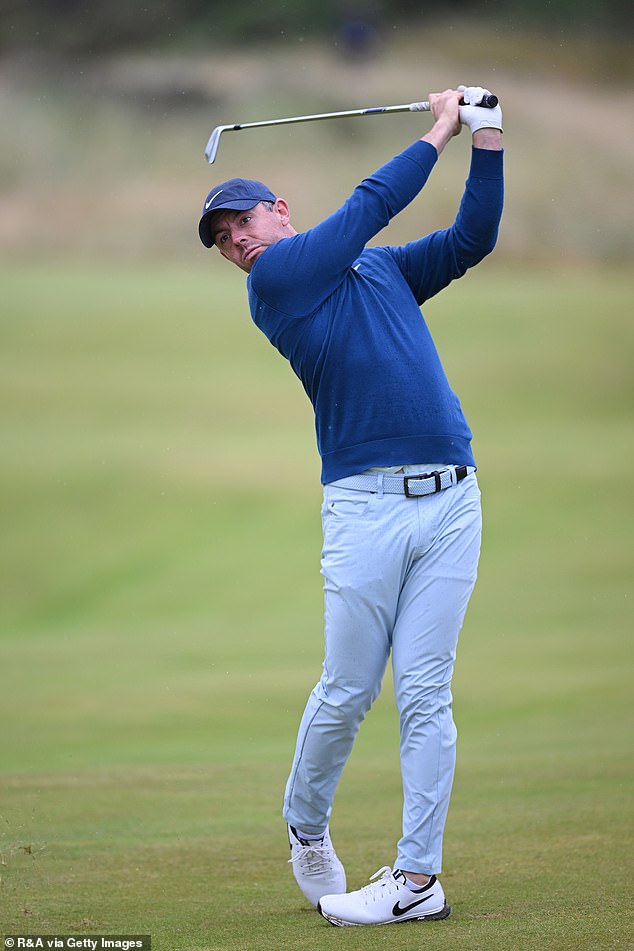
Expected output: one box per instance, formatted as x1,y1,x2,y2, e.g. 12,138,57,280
198,199,262,249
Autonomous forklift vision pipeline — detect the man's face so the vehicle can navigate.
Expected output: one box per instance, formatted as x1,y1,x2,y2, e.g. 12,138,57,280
211,199,293,273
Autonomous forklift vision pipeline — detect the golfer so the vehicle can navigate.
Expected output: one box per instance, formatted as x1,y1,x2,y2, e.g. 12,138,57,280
198,86,503,927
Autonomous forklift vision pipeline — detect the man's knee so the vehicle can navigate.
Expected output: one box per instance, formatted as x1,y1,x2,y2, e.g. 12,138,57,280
317,675,382,722
396,676,454,722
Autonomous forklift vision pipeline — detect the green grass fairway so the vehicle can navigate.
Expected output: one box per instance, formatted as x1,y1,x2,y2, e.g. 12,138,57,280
1,262,632,950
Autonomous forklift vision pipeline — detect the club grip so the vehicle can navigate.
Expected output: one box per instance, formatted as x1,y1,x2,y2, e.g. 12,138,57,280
460,93,499,109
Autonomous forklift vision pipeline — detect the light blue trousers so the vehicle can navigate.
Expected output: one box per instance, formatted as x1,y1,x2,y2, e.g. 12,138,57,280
283,470,482,875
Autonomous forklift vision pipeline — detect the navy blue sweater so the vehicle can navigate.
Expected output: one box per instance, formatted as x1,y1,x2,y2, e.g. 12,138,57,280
247,140,504,483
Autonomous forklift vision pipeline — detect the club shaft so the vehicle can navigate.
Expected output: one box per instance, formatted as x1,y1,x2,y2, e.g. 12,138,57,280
233,102,429,130
204,94,498,163
205,102,429,163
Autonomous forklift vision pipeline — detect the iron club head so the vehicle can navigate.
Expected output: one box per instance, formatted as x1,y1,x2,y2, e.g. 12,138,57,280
205,125,238,164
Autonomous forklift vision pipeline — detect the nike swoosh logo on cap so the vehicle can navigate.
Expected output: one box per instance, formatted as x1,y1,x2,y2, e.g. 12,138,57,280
392,894,433,917
205,189,223,211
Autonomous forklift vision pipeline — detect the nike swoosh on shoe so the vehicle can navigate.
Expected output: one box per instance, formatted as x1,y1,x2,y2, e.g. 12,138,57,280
392,894,433,917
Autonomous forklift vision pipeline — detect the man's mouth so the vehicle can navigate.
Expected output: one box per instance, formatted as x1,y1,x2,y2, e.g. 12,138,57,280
243,245,262,263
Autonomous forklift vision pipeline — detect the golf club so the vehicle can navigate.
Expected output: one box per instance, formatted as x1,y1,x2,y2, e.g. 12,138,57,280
204,93,498,164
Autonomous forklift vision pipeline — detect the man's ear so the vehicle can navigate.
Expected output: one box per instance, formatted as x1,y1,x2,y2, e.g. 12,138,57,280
274,198,291,226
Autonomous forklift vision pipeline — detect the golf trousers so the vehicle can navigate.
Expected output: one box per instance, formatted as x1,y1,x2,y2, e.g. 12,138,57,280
283,467,482,875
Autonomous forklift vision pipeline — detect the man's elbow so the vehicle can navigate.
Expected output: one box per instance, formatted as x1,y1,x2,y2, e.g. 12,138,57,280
458,228,500,270
480,227,500,259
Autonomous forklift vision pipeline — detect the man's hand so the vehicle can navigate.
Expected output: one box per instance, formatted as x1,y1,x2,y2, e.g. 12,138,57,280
458,85,503,134
422,89,463,155
429,89,463,136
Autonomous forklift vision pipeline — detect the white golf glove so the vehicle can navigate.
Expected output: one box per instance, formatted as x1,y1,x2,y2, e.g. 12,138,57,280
458,84,503,133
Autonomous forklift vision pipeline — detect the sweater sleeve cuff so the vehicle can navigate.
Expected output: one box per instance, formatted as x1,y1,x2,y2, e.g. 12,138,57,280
470,145,504,179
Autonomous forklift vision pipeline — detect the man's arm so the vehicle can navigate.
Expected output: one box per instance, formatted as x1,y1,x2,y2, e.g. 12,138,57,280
390,143,504,304
380,85,503,303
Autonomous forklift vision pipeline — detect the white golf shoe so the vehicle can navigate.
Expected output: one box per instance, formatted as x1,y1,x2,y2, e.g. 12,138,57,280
318,865,450,926
287,824,346,908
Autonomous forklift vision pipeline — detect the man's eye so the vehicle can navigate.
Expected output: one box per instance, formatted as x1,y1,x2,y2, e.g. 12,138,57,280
241,215,252,224
218,234,228,245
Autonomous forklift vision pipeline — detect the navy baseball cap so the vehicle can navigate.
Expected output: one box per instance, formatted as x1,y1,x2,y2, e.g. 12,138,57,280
198,178,277,248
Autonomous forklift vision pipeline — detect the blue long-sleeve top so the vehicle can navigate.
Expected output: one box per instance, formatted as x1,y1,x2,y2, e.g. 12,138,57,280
247,140,504,483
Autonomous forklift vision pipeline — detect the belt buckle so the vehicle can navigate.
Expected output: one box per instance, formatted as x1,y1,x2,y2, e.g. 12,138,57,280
403,470,442,498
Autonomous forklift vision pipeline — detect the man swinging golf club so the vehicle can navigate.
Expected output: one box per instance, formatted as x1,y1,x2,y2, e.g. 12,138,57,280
198,85,503,927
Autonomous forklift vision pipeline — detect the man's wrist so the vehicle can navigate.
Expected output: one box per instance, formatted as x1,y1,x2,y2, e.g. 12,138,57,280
472,128,503,150
421,116,459,156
